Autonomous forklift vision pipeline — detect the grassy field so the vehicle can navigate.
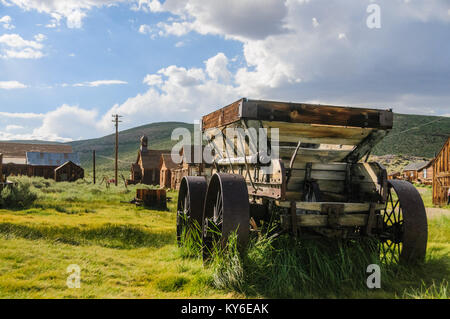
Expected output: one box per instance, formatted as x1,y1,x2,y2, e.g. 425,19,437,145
0,177,448,299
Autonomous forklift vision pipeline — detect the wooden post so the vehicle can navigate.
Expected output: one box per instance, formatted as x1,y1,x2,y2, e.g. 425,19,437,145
0,153,3,183
93,150,96,184
112,114,122,187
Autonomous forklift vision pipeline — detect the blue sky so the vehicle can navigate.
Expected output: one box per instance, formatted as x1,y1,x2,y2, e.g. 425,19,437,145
0,0,449,142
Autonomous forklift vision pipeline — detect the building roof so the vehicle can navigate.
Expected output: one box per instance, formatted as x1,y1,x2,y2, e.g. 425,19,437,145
26,152,80,166
137,149,170,169
160,153,179,170
0,142,72,158
55,160,82,171
403,160,432,172
2,157,26,164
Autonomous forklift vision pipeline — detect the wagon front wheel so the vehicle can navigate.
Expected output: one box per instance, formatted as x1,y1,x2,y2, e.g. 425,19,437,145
379,180,428,264
202,173,250,261
176,176,207,246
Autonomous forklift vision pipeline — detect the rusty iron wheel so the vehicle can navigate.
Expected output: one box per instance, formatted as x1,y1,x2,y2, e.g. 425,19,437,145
379,180,428,264
176,176,207,246
202,173,250,261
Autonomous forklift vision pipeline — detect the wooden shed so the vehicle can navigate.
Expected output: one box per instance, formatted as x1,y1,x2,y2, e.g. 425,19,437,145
159,154,179,189
402,161,432,183
388,171,401,180
54,161,84,182
129,136,170,185
417,159,434,185
26,152,81,180
433,137,450,206
0,142,73,179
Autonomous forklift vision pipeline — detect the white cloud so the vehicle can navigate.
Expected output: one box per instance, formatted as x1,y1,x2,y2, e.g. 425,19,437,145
0,33,43,49
205,52,232,83
143,74,162,86
34,33,47,42
133,0,163,13
32,105,100,141
2,0,127,29
73,80,128,87
148,0,288,40
5,124,23,131
0,15,15,29
0,33,45,59
0,80,27,89
312,17,319,28
138,24,152,34
0,111,43,119
174,41,185,47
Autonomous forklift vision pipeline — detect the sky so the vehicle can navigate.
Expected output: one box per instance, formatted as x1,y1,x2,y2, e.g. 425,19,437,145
0,0,449,142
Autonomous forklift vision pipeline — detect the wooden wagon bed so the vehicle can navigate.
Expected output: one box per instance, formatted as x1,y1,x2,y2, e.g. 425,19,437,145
202,98,393,165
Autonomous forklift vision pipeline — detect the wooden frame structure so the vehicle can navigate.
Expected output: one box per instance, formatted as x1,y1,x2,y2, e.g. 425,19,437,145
433,137,450,206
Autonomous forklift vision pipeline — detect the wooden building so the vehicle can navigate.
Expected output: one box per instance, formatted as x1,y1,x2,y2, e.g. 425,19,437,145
433,137,450,206
25,152,82,180
129,136,169,185
402,160,433,184
0,142,73,178
388,171,401,180
159,154,178,189
417,160,434,185
55,161,84,182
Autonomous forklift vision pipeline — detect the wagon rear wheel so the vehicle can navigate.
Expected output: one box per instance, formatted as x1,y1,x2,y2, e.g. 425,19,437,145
202,173,250,261
176,176,207,246
379,180,428,264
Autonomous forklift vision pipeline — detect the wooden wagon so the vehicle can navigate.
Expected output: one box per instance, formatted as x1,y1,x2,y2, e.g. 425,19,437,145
176,98,428,264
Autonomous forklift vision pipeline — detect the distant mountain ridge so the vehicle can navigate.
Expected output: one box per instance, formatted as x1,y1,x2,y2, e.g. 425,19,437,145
2,114,450,173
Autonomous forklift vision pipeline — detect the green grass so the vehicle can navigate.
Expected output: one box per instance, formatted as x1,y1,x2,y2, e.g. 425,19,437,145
0,176,448,298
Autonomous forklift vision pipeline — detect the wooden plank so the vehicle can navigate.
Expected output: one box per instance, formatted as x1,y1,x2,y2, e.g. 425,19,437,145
288,162,348,171
202,99,242,130
201,98,394,130
282,214,368,227
286,180,345,193
263,121,373,145
242,99,393,129
289,169,346,181
276,201,384,213
279,148,350,163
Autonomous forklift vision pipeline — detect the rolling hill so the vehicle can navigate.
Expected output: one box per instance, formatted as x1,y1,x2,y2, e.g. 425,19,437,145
3,113,449,176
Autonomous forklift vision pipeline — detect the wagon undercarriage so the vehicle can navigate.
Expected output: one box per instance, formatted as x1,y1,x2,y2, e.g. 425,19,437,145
177,98,428,264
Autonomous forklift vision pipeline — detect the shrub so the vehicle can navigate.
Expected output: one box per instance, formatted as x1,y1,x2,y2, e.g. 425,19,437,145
0,182,38,209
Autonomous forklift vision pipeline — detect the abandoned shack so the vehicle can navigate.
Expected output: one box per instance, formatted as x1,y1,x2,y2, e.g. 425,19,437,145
402,160,433,184
159,154,179,189
26,152,83,181
129,136,170,185
0,142,75,179
388,171,401,180
55,161,85,182
433,137,450,206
